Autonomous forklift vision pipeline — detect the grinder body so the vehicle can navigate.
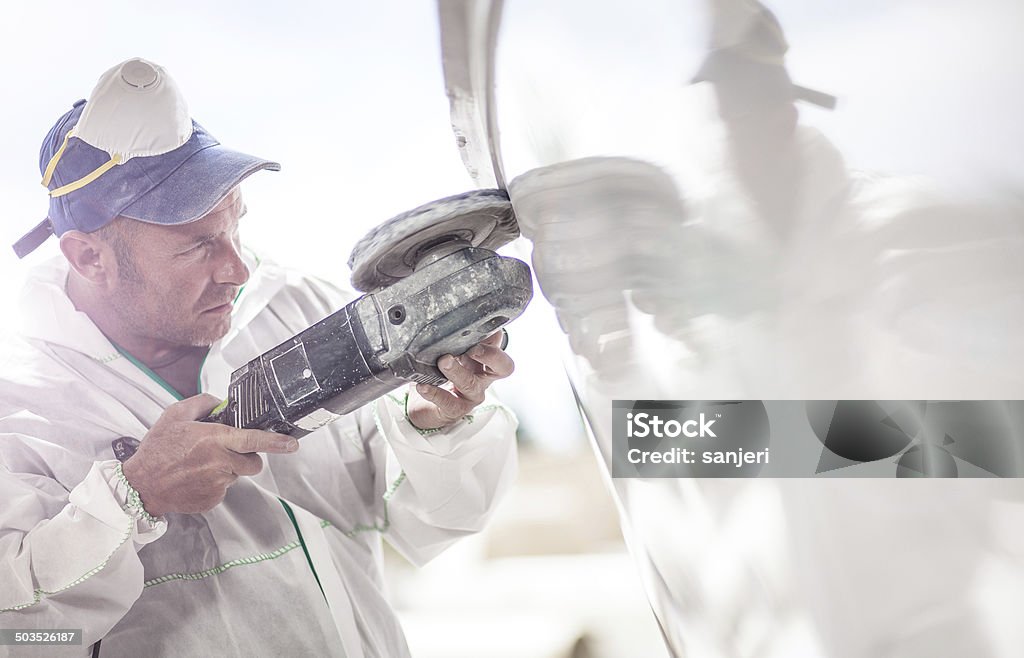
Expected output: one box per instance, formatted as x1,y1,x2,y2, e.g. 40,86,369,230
206,247,531,436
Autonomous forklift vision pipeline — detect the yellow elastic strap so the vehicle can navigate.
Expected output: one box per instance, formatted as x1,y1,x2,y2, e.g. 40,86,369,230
40,131,73,188
48,154,122,198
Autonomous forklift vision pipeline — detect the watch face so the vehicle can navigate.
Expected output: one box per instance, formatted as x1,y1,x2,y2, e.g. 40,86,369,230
111,436,141,462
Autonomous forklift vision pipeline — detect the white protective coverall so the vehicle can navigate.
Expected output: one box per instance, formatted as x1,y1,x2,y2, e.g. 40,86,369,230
0,251,518,657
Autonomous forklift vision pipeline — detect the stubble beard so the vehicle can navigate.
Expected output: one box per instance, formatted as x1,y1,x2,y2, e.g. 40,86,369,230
115,276,232,349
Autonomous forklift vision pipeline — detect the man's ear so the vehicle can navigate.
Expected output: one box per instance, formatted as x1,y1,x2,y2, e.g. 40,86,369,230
59,231,117,287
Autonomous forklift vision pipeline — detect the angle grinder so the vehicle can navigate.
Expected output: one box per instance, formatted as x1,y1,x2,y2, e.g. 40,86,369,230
205,189,532,436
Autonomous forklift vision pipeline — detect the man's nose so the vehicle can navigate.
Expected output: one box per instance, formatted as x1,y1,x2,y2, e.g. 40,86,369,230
213,239,250,287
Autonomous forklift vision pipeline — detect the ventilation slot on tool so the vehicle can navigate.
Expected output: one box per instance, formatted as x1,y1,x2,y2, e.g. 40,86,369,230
231,368,269,428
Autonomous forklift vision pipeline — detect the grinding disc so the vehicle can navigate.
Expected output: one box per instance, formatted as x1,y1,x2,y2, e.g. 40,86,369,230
348,189,519,292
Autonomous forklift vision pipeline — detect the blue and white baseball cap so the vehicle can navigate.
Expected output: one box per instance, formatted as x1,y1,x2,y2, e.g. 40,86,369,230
14,57,280,258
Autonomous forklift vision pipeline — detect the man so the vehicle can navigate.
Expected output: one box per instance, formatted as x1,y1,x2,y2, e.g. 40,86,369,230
0,58,518,657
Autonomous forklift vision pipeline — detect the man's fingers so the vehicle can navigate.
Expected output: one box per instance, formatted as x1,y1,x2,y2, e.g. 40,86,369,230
226,451,264,477
438,355,486,402
413,332,513,427
212,471,240,489
480,330,505,347
415,383,472,420
163,393,223,422
219,428,299,454
463,343,514,378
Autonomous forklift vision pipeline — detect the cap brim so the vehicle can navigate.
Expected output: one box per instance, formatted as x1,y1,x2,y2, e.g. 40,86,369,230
690,50,836,110
792,84,838,110
119,143,280,226
12,218,55,259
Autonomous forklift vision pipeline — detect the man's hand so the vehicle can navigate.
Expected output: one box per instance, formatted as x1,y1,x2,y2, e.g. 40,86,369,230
121,394,299,517
407,331,515,430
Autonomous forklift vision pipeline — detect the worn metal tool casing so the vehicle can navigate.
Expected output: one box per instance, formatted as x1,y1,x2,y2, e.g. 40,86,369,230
207,247,531,436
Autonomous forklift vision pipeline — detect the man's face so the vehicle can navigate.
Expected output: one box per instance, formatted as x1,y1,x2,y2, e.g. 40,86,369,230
110,188,250,348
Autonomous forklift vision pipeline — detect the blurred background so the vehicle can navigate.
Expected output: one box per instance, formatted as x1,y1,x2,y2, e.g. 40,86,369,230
3,1,1024,656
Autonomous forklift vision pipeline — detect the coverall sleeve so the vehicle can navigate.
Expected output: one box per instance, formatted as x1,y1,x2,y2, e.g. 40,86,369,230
284,271,520,564
361,390,519,566
0,457,166,648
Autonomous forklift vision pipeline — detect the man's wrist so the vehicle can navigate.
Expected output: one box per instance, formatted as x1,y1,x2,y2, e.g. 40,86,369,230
119,457,166,520
403,389,444,434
